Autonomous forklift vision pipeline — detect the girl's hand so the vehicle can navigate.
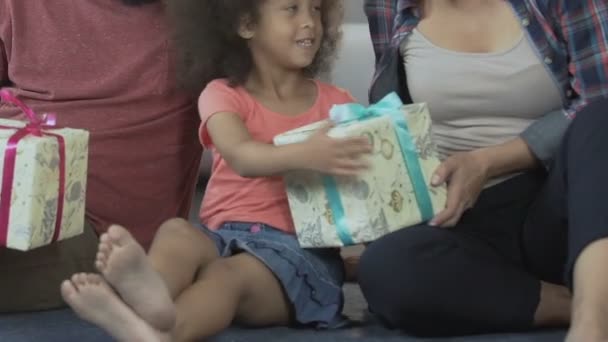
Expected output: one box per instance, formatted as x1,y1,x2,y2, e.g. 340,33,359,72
303,122,372,176
429,150,490,228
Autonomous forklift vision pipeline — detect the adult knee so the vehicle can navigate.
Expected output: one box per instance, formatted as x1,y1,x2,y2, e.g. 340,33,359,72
573,97,608,125
358,226,456,330
560,97,608,182
566,97,608,146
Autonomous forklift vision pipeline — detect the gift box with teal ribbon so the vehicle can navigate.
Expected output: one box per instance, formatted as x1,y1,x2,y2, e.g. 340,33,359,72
273,93,447,248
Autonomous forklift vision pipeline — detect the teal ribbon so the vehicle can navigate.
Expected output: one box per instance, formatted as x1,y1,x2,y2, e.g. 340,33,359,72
323,92,434,246
322,176,355,245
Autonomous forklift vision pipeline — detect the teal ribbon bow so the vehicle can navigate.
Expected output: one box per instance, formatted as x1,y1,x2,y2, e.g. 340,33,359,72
323,92,434,246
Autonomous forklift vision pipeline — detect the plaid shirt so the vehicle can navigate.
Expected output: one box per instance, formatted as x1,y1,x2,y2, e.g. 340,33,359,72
364,0,608,118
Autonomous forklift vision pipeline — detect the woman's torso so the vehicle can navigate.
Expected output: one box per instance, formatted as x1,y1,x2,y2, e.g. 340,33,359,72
401,1,563,182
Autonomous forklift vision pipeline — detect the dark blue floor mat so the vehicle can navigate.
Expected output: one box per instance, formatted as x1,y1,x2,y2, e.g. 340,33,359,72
0,284,566,342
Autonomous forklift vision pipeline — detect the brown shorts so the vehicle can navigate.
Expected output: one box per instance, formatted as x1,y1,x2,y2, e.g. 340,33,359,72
0,221,99,313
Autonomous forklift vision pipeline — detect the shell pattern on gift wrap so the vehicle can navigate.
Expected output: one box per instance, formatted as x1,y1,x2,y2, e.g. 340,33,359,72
389,190,404,213
299,216,327,248
342,179,370,201
39,199,59,243
350,208,390,243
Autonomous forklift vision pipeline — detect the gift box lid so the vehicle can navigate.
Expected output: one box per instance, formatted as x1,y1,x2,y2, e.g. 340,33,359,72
0,118,88,140
273,116,392,146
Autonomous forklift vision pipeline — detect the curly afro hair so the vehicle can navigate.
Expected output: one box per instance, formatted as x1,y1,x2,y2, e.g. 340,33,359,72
166,0,344,94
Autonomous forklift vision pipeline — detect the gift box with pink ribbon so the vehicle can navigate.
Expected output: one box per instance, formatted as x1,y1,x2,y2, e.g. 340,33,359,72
0,90,89,251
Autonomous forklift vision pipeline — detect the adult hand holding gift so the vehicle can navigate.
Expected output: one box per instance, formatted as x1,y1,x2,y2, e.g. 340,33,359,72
0,90,88,251
274,93,447,248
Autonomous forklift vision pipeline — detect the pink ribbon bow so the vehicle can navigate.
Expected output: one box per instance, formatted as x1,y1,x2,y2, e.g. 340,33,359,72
0,89,65,246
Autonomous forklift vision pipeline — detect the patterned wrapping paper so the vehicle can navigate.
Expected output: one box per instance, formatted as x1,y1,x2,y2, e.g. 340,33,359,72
0,116,88,251
274,97,447,248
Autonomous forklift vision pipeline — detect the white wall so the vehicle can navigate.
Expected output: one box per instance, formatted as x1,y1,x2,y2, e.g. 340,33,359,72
330,0,374,105
344,0,367,23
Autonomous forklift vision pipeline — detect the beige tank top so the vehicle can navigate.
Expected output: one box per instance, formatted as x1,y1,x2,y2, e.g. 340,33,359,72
401,29,562,184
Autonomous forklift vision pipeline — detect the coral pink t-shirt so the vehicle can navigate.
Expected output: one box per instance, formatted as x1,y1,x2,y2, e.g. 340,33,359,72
198,79,354,233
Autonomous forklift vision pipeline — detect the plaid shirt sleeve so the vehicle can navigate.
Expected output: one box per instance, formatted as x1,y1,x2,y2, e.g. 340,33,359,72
363,0,397,64
556,0,608,118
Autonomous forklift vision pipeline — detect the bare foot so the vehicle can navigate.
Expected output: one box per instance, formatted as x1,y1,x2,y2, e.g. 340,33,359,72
61,273,169,342
566,324,608,342
96,225,175,331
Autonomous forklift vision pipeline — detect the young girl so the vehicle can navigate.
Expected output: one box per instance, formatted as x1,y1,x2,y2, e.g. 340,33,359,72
60,0,371,341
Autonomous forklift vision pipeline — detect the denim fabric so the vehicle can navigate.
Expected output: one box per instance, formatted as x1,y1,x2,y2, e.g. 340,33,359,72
203,222,346,328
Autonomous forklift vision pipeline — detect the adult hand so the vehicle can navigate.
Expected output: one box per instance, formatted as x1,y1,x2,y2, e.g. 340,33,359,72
429,150,490,227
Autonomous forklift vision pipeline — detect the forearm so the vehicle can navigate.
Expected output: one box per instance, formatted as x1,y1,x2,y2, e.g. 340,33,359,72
228,141,311,178
474,137,539,179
